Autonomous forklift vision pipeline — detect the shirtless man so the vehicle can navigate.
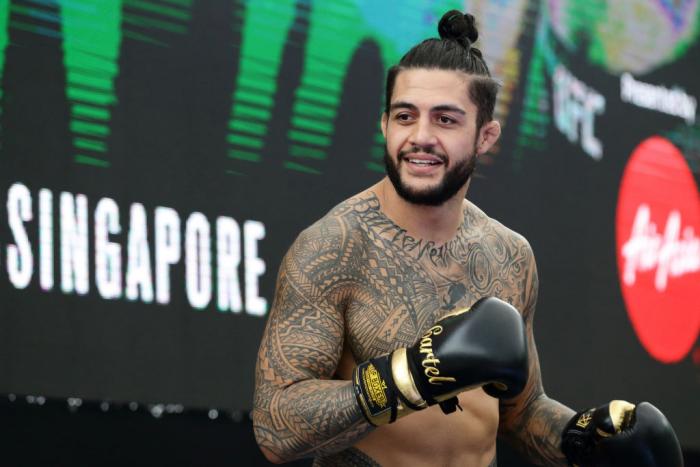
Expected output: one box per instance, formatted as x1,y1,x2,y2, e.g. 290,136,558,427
253,10,683,467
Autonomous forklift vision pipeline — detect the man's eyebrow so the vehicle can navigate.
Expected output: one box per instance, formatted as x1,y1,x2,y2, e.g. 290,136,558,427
389,101,418,112
431,104,466,115
388,102,466,115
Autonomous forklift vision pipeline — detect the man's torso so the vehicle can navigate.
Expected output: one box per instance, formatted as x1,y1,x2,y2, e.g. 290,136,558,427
311,191,534,466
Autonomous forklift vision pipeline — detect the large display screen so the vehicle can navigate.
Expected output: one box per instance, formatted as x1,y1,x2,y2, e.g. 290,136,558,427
0,0,698,450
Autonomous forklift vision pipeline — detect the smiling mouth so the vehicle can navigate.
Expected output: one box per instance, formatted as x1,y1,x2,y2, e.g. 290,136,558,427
406,158,442,166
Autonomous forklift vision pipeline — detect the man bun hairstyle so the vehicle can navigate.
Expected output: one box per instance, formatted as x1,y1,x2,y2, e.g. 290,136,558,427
438,10,478,48
385,10,498,132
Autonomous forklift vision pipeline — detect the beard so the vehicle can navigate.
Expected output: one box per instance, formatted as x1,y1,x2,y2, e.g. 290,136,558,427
384,144,477,206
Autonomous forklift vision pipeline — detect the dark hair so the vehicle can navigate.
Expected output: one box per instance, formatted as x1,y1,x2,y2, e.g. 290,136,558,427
384,10,499,131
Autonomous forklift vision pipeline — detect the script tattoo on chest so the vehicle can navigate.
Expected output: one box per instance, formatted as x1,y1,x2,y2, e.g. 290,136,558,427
337,193,531,361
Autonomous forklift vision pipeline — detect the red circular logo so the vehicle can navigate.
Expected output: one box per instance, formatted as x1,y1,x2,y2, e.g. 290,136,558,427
616,136,700,363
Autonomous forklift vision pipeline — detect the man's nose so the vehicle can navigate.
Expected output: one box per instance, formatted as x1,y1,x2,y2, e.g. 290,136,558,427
408,118,437,148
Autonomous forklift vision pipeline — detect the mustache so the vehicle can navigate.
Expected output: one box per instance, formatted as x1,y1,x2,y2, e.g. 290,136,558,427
397,146,448,164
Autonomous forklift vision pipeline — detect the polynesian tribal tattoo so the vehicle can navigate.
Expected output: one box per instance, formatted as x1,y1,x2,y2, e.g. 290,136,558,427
313,447,382,467
253,192,574,465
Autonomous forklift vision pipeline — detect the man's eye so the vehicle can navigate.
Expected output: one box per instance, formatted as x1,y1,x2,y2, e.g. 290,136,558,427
439,115,456,124
396,114,412,121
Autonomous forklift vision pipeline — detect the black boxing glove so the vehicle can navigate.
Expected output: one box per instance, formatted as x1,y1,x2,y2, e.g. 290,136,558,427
562,400,683,467
352,296,529,426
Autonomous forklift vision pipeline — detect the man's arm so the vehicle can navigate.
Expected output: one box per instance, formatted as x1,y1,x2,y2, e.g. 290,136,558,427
498,241,575,466
252,219,372,463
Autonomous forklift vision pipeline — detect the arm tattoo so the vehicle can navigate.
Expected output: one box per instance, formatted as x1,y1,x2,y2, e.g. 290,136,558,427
255,192,569,463
499,250,575,466
253,215,372,461
313,447,382,467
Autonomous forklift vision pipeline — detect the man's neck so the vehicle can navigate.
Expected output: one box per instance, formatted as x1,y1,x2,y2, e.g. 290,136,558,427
375,178,468,245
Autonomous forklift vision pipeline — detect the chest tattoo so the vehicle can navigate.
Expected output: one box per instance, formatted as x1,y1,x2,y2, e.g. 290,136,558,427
331,194,529,362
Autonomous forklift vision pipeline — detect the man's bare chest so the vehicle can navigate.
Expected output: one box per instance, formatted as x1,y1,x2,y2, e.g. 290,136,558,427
343,248,520,363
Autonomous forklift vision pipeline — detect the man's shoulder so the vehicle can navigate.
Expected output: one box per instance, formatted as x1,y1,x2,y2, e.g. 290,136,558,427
464,200,533,253
292,191,378,254
299,191,378,239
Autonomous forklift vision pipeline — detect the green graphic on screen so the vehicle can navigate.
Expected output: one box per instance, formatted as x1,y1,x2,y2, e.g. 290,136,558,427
1,0,698,172
547,0,699,73
121,0,192,45
0,0,8,116
4,0,196,166
227,0,461,175
516,0,700,159
62,0,194,168
61,0,122,168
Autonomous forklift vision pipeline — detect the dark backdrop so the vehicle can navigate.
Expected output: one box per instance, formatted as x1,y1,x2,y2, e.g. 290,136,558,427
0,0,698,465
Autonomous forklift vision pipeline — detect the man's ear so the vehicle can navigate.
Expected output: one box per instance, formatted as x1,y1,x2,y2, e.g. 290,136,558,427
476,120,501,155
381,112,388,139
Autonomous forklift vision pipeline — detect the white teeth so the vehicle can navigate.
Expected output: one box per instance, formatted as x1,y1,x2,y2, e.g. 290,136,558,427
408,159,439,165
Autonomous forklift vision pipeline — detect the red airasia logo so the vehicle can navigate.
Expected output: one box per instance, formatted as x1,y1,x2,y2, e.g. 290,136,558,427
616,136,700,364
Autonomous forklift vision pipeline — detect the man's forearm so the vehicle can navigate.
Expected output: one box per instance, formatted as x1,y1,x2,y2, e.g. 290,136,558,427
254,380,373,462
501,395,575,466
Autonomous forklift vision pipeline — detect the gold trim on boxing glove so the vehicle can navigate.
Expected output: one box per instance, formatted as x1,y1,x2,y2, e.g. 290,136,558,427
364,364,388,408
353,364,393,426
391,348,426,409
603,400,636,436
440,306,472,320
395,399,417,418
575,411,593,429
419,325,457,385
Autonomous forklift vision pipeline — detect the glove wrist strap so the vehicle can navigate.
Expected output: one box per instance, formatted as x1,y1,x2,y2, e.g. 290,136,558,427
353,354,400,426
390,348,427,411
562,408,596,466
